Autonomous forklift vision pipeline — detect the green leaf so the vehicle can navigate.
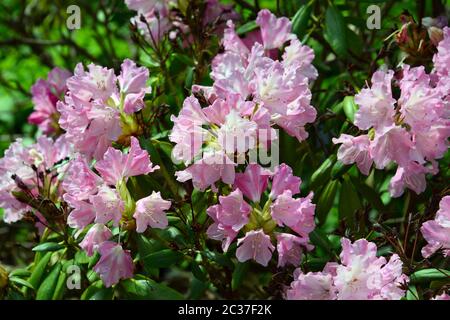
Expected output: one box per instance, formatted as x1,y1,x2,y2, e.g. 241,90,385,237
309,230,334,257
324,5,348,57
339,175,362,230
74,250,90,264
331,160,352,180
236,21,258,35
232,262,249,291
90,287,114,300
406,285,419,300
342,96,358,123
142,249,183,269
189,277,208,300
410,269,450,284
291,2,313,39
349,176,386,212
316,180,339,224
121,278,184,300
32,242,65,252
36,263,62,300
9,277,35,291
51,270,67,300
191,262,207,282
81,280,103,300
9,269,31,278
185,66,194,90
28,252,52,290
309,154,336,190
204,250,234,269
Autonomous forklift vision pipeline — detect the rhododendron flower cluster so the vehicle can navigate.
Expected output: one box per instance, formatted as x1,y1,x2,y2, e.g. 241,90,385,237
333,31,450,197
421,195,450,258
63,137,160,229
195,9,318,141
207,163,315,267
286,238,409,300
57,59,151,160
29,67,71,134
62,137,169,286
0,135,72,223
170,9,317,190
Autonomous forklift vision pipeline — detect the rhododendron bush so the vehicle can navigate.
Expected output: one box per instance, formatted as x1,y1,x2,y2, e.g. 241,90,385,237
0,0,448,301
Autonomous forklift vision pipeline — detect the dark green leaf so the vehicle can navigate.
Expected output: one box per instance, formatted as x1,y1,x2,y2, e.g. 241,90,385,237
325,5,348,57
36,263,62,300
9,277,34,290
142,249,183,269
232,262,249,291
32,242,65,252
291,2,313,39
204,250,234,269
316,180,339,224
339,175,362,230
309,230,335,257
28,252,52,290
342,96,357,123
410,269,450,284
309,154,336,190
52,270,67,300
331,160,352,179
121,278,184,300
191,261,207,282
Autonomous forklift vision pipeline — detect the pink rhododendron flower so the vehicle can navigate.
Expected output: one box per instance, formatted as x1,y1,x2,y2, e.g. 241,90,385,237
234,163,270,203
206,189,251,251
276,233,312,267
118,59,151,114
80,223,112,256
421,196,450,258
236,229,275,266
332,134,372,175
95,137,158,185
29,67,71,134
433,27,450,78
62,156,102,200
255,9,295,50
287,238,409,300
93,241,134,287
354,70,396,131
388,162,428,197
175,151,236,191
65,195,96,229
206,163,315,267
134,191,171,232
90,185,124,226
58,60,151,160
270,164,301,199
271,190,315,236
369,125,414,169
286,269,337,300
